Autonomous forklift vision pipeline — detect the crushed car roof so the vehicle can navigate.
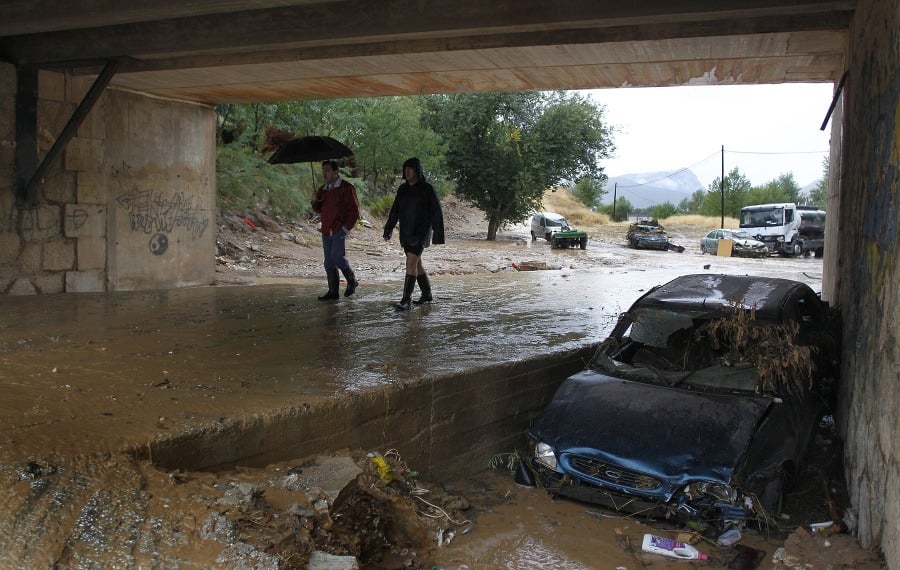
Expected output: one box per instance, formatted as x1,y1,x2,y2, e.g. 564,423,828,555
632,273,812,321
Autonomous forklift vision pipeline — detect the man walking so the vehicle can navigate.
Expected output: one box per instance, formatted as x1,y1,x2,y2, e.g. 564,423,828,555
311,160,360,300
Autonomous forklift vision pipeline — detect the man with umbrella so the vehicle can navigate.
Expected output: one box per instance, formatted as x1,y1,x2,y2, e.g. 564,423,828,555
311,160,360,300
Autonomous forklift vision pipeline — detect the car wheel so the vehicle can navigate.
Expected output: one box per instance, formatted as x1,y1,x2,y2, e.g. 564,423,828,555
759,467,792,520
579,237,587,250
815,247,824,258
550,237,559,249
530,231,536,241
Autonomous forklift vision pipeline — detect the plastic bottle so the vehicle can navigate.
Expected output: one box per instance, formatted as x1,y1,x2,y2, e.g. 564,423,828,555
641,533,709,560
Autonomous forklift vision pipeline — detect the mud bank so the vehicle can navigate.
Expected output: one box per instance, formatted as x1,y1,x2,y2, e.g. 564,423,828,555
1,273,611,567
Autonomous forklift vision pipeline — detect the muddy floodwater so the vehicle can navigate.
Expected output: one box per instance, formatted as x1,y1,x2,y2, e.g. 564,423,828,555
2,248,880,569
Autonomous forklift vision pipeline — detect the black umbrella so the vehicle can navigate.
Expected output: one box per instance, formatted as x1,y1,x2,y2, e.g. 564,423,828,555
267,135,354,164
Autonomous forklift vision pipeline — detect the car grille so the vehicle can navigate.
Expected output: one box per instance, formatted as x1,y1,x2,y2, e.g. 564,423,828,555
568,455,661,491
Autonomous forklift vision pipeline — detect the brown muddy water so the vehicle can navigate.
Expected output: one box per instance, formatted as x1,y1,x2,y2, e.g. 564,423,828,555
2,260,860,569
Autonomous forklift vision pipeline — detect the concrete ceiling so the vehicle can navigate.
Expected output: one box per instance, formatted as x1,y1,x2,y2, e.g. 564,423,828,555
0,1,852,105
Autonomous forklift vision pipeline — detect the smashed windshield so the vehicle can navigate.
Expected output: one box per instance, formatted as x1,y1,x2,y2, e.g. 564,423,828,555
591,308,761,393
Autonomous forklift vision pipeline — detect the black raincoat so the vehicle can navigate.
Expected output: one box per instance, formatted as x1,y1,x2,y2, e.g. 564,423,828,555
382,180,445,248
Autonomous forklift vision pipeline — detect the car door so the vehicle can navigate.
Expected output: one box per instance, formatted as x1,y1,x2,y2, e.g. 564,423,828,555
702,230,717,252
531,214,543,237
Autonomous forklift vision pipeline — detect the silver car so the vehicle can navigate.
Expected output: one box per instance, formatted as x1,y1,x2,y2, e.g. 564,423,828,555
700,229,769,258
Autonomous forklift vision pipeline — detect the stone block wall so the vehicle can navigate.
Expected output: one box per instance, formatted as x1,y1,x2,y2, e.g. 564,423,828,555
838,0,899,566
0,65,216,294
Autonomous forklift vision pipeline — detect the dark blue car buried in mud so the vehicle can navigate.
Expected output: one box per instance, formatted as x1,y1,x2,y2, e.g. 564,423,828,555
522,273,838,532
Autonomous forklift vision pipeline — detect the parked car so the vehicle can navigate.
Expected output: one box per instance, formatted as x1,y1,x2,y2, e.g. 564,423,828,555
700,229,769,258
523,274,838,531
530,212,588,249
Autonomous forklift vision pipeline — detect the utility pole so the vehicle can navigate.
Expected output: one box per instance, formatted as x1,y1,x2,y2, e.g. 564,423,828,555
720,145,725,229
612,182,617,221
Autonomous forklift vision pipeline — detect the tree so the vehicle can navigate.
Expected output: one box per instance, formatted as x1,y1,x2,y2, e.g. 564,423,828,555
572,176,606,208
678,189,707,215
747,172,802,206
424,92,614,239
650,202,679,219
216,98,445,206
599,196,633,221
807,155,829,207
702,167,752,219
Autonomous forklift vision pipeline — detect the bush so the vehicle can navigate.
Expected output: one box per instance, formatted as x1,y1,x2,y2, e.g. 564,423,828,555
217,146,317,220
369,194,395,218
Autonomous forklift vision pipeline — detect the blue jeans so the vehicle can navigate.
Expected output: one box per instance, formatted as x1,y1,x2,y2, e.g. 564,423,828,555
322,229,351,272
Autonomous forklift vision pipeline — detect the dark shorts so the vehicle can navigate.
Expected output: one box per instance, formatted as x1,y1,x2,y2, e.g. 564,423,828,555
403,243,425,257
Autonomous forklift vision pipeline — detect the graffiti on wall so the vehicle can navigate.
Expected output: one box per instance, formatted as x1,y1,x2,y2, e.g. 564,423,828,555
1,203,60,240
116,188,209,254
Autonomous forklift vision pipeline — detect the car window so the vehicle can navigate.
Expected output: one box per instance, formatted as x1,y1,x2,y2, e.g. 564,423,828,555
627,308,695,348
545,217,566,227
706,230,716,239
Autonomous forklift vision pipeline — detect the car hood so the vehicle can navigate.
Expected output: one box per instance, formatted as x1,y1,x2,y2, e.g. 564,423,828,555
732,238,765,248
531,370,772,484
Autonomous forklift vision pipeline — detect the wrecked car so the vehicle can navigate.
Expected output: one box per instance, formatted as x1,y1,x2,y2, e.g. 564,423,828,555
626,219,682,251
700,229,769,258
523,273,837,530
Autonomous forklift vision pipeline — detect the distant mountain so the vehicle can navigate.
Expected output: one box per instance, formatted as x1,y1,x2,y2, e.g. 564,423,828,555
600,170,705,208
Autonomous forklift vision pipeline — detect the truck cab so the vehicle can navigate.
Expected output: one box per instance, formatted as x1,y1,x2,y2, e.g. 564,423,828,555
739,203,824,257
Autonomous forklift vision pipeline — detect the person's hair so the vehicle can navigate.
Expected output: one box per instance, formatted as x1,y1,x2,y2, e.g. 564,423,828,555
402,157,426,183
322,160,339,172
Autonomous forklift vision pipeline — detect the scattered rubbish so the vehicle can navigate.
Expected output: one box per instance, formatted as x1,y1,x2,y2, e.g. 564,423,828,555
810,521,834,534
242,217,256,229
512,260,562,271
717,527,742,546
641,533,708,560
367,452,394,484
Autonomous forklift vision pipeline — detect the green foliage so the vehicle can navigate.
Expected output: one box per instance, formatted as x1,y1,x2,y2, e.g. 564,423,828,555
423,91,614,239
650,202,679,219
572,176,606,208
702,167,752,218
806,155,829,207
216,97,444,207
369,194,396,218
599,196,633,221
678,189,707,214
488,451,522,473
745,172,802,206
216,146,315,220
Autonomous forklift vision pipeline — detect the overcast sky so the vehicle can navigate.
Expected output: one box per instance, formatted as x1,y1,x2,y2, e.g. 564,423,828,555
585,83,835,189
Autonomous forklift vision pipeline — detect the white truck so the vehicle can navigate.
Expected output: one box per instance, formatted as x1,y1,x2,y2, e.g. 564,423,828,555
739,203,826,257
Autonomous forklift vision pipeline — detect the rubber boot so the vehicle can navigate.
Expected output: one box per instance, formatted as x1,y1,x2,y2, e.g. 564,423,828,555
317,269,340,300
341,267,359,297
413,273,433,305
395,274,416,310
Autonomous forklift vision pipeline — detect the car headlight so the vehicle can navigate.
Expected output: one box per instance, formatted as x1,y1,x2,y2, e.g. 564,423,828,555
684,481,738,503
534,441,559,472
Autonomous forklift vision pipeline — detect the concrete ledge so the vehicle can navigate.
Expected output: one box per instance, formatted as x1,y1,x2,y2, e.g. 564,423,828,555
139,345,597,479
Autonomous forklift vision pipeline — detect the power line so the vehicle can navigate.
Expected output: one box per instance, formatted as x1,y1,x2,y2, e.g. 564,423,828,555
727,149,828,155
610,147,828,191
614,151,720,189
